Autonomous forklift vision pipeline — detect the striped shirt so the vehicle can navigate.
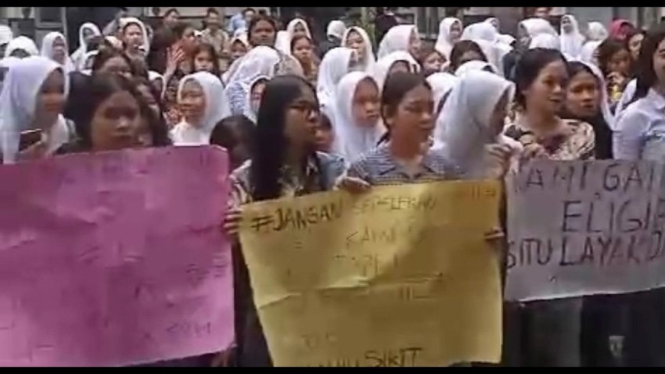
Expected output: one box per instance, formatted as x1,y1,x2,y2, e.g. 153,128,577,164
346,145,462,186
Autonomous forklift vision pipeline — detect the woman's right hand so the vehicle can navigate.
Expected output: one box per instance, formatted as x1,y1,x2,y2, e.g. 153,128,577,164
16,140,48,162
222,207,242,241
335,176,371,194
166,46,185,75
607,72,627,89
520,143,548,164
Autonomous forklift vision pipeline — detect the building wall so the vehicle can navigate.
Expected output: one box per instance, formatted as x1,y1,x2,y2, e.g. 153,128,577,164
566,7,660,31
3,7,32,19
143,7,269,19
566,7,614,33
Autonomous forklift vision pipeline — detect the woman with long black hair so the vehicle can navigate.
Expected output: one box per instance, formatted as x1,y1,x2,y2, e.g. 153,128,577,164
222,75,346,367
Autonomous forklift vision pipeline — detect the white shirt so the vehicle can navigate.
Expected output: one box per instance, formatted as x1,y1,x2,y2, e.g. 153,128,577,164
613,88,665,160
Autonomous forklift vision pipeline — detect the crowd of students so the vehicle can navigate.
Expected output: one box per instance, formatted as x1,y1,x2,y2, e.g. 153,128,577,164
0,6,664,367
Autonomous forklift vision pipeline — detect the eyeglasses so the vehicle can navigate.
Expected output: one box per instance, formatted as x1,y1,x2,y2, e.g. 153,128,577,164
289,102,320,116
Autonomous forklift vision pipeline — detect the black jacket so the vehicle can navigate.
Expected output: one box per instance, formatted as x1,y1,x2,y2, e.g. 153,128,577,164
317,37,341,60
374,14,398,44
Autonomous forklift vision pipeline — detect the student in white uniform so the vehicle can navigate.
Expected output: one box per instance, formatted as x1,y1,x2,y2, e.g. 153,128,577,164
0,56,70,164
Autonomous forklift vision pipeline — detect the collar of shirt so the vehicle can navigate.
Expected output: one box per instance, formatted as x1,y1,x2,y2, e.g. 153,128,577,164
374,145,437,176
280,155,320,186
647,88,665,112
203,28,222,37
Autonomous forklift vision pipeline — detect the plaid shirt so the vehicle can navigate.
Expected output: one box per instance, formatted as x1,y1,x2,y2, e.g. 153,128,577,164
201,28,229,55
346,145,462,186
230,152,345,206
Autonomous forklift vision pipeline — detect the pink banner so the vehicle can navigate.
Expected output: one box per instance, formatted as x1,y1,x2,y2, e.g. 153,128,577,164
0,146,233,367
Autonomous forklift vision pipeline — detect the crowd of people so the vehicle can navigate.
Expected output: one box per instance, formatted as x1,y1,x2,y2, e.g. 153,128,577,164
0,5,664,367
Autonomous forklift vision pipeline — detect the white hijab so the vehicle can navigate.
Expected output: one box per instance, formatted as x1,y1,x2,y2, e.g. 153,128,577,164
4,36,39,58
78,50,98,76
287,18,312,39
498,34,516,46
0,56,71,163
560,15,585,59
148,70,165,96
485,17,515,46
118,17,150,54
221,34,251,84
326,20,347,40
275,19,312,55
435,17,462,58
231,32,249,49
587,22,609,42
484,17,500,30
342,26,376,73
0,25,14,47
519,18,557,42
580,41,601,65
274,31,291,55
224,45,280,91
71,22,101,70
371,51,420,92
331,71,383,163
0,56,20,69
455,60,496,78
461,24,507,75
243,75,269,123
462,22,499,44
579,60,615,129
40,32,75,74
171,72,231,146
105,36,123,50
427,72,459,111
529,33,561,50
316,47,355,109
148,70,163,83
377,25,417,59
436,70,517,178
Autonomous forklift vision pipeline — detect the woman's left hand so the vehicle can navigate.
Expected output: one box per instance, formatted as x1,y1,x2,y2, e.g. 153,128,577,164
484,227,505,254
210,345,235,367
484,143,513,180
16,139,48,162
607,72,627,88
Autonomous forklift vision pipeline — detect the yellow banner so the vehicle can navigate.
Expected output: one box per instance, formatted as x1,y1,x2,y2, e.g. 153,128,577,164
239,180,503,367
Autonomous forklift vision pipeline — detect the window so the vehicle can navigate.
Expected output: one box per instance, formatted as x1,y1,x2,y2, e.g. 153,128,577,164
35,7,64,28
37,7,62,23
416,7,427,35
428,7,440,39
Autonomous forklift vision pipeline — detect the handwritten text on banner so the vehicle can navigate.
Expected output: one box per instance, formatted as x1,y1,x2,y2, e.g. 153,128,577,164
506,160,665,301
0,146,233,367
240,181,503,367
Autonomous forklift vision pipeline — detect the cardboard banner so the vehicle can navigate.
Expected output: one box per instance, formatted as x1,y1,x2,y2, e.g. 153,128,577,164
0,146,234,367
506,160,665,301
240,181,503,367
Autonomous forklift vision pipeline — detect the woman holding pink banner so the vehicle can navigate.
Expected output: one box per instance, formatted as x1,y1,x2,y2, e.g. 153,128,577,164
57,72,170,153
